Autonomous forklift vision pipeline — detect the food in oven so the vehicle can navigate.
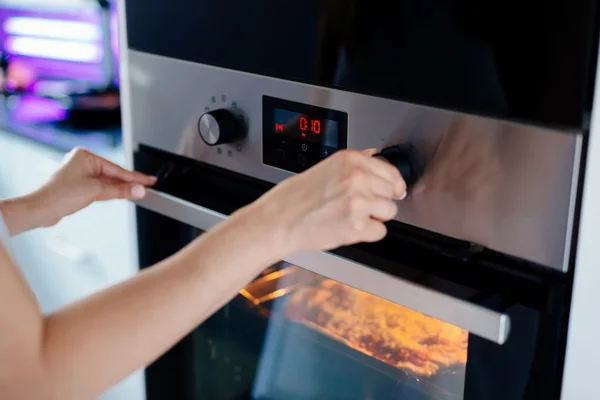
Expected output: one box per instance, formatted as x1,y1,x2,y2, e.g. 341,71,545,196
284,279,468,377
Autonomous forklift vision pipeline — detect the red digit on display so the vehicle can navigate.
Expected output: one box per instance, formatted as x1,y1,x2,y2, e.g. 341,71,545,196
300,117,308,131
312,120,321,134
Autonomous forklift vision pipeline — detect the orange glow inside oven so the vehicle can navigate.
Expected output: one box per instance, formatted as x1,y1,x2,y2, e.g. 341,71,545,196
239,266,468,379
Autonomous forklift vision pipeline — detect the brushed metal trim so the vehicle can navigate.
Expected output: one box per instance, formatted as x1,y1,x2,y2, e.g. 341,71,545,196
113,4,148,400
135,189,225,232
118,0,144,276
135,188,511,345
124,50,581,271
117,0,135,171
563,134,583,270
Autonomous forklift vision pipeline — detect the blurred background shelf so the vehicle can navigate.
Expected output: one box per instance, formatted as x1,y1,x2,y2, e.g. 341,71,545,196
0,95,121,153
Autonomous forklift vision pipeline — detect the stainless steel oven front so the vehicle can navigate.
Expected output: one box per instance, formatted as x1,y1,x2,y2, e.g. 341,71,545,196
117,0,600,398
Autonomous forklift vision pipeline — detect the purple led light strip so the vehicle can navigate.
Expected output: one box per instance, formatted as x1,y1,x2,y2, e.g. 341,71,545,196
0,7,119,84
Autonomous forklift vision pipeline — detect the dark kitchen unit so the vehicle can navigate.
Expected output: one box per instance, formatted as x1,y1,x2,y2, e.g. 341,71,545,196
117,0,600,398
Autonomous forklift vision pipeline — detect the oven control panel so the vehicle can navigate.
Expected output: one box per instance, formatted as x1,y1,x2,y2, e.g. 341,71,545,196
127,52,581,271
262,96,348,173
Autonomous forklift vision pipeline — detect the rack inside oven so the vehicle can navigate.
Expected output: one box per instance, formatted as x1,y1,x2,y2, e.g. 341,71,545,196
193,264,467,400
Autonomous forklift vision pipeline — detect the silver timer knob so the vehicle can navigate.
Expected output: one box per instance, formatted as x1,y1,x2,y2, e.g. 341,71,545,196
198,108,245,146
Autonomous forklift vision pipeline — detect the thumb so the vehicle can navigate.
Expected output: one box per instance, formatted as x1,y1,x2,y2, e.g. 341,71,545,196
97,182,147,201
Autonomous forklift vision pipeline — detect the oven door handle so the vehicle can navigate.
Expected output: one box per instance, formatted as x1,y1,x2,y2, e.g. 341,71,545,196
135,189,511,345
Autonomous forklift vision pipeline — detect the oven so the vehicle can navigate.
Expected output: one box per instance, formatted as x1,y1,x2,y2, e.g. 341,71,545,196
117,0,600,399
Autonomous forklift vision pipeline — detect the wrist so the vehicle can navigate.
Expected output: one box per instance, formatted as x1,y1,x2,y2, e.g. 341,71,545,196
0,190,58,236
0,195,35,236
226,202,295,264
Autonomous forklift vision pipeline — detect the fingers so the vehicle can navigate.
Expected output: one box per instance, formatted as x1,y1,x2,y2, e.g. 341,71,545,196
341,193,397,246
363,174,396,199
97,158,157,186
71,147,155,185
343,199,390,245
68,147,156,186
368,157,406,199
368,197,398,221
96,181,148,201
361,220,388,243
342,173,398,219
356,151,406,199
340,149,403,246
336,150,406,200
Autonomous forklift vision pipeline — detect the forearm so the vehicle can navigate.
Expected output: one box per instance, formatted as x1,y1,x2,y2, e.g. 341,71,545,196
40,206,285,399
0,191,52,236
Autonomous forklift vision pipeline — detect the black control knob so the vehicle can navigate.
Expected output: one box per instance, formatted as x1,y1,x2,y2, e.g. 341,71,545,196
198,109,245,146
375,143,425,187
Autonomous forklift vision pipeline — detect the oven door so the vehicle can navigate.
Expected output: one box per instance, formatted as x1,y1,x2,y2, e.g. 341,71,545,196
133,147,569,400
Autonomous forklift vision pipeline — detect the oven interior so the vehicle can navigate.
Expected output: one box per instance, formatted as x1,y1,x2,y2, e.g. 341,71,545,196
190,262,468,400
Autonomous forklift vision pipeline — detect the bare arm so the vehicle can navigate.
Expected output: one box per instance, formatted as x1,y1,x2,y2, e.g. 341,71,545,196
43,206,284,399
0,205,282,399
0,149,405,399
0,194,48,236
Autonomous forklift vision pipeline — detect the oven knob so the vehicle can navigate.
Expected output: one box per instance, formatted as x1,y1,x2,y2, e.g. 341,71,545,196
198,109,245,146
375,143,425,187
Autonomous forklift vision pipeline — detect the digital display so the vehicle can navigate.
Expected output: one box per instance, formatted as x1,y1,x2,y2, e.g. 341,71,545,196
263,96,348,173
273,108,339,145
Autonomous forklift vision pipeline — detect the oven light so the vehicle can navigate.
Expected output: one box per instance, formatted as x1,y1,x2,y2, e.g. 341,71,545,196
4,37,102,63
4,17,100,42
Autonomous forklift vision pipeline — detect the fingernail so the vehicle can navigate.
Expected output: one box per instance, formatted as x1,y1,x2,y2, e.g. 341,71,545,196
131,184,146,199
396,191,407,201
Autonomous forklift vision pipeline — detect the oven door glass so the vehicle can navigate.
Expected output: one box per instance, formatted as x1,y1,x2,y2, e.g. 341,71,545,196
137,206,563,400
194,262,468,400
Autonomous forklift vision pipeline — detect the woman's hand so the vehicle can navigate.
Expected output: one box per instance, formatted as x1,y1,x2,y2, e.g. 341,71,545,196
40,147,157,225
0,147,156,236
241,149,406,257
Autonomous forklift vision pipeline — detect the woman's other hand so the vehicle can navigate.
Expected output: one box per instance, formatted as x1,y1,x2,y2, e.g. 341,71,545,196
242,149,406,257
0,147,156,236
38,147,157,226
